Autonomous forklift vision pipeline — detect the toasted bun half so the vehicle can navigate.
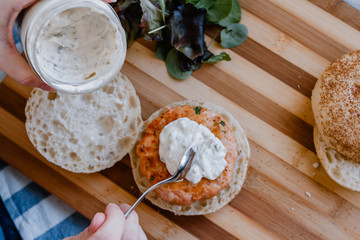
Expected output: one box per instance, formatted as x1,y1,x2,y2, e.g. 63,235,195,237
312,50,360,163
314,126,360,191
25,72,142,173
130,100,250,215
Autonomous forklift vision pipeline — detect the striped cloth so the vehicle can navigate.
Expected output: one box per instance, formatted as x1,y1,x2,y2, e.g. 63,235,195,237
344,0,360,10
0,159,90,240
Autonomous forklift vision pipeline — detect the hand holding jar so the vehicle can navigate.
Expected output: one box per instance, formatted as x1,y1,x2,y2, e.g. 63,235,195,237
0,0,53,90
0,0,126,93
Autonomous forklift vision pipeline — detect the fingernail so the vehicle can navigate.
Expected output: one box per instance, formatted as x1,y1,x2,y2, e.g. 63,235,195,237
108,203,119,208
89,212,105,233
119,203,131,212
89,213,101,230
119,203,130,208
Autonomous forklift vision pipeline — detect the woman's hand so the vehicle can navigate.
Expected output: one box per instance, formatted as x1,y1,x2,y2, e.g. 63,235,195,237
0,0,53,90
0,0,115,91
64,203,147,240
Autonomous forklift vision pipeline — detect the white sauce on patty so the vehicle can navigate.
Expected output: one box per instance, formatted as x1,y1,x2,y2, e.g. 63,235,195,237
159,117,227,184
36,7,120,83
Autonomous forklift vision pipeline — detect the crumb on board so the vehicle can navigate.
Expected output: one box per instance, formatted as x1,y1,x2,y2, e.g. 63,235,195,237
297,84,301,89
291,207,295,211
312,162,319,168
312,172,317,176
305,191,312,198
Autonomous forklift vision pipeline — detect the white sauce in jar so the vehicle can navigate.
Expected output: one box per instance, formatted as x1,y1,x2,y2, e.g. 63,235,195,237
159,117,227,184
36,7,119,83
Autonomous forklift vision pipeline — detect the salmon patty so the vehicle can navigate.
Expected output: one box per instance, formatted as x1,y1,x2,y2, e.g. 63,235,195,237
137,105,237,205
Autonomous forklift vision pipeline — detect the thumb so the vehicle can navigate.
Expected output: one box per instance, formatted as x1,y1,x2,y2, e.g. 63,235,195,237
87,212,107,235
89,203,125,240
63,212,106,240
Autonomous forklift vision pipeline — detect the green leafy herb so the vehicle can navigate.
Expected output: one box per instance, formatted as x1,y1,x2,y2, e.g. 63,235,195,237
208,34,217,49
186,0,215,9
220,23,248,48
181,50,213,71
113,0,247,80
158,0,166,23
202,51,231,63
206,0,232,24
194,106,202,114
114,0,143,48
167,4,207,59
140,0,167,41
165,48,192,79
155,40,171,60
218,0,241,27
220,120,225,126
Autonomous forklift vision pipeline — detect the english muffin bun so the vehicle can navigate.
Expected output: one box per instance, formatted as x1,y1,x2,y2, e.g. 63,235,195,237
130,100,250,215
25,72,142,173
312,50,360,190
314,127,360,191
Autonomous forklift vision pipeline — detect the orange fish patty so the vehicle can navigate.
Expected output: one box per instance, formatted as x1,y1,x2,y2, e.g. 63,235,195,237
137,105,237,205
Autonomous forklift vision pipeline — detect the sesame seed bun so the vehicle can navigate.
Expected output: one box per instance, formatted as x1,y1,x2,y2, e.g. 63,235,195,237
312,50,360,190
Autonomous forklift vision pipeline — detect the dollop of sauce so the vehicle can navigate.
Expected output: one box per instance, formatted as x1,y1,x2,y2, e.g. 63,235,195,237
159,117,227,184
36,7,120,83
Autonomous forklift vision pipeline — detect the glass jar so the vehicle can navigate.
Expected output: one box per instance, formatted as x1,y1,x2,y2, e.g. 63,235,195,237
20,0,126,93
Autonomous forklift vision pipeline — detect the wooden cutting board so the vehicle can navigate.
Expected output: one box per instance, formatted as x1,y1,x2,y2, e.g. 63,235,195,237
1,0,360,239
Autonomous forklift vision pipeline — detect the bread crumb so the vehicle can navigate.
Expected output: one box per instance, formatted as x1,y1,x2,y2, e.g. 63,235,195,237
305,191,312,198
291,207,295,211
312,162,319,168
312,172,317,176
297,84,301,89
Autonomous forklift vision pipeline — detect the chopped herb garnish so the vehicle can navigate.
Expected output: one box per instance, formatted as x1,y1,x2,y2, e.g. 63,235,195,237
194,106,202,114
220,121,225,126
151,175,154,181
222,130,227,134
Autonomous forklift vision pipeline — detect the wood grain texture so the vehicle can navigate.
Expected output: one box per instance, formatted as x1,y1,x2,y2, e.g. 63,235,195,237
241,0,349,62
1,0,360,239
309,0,360,31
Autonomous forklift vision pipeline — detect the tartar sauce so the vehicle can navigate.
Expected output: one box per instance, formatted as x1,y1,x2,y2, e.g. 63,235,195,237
159,117,227,184
36,7,119,82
